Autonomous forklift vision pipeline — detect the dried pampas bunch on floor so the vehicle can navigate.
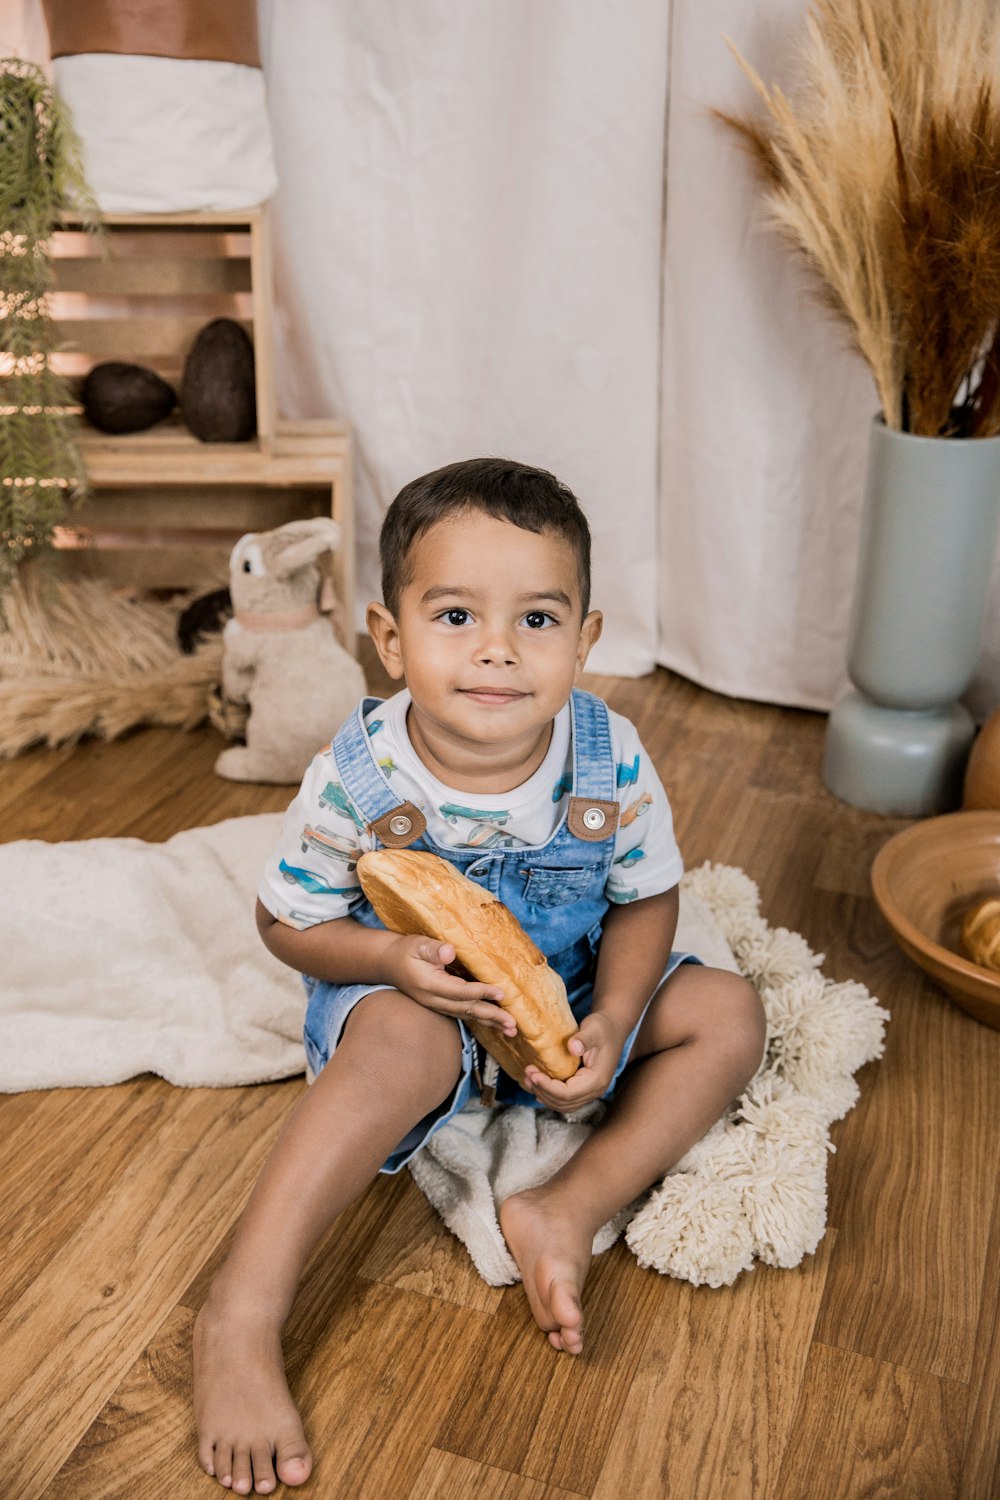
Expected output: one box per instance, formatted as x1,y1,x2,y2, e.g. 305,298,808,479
721,0,1000,438
0,573,221,756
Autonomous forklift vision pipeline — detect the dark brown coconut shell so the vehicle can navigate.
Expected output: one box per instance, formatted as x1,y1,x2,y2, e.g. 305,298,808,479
180,318,257,443
81,361,176,434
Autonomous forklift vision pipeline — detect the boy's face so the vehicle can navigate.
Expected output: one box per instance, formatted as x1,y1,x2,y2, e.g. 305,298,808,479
367,511,602,772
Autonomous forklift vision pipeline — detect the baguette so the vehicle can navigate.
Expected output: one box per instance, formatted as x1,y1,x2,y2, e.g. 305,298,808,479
961,896,1000,973
355,848,581,1085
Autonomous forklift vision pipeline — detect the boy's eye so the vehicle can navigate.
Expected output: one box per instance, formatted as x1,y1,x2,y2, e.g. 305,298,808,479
522,610,556,629
441,608,471,626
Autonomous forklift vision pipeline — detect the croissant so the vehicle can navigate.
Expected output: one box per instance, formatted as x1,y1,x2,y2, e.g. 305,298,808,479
961,897,1000,973
356,848,581,1086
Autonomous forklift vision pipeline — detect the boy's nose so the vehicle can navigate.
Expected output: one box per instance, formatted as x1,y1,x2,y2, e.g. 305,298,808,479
476,631,518,666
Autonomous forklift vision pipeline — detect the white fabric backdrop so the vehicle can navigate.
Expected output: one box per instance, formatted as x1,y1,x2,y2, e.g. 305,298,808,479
4,0,1000,714
659,0,868,712
256,0,670,677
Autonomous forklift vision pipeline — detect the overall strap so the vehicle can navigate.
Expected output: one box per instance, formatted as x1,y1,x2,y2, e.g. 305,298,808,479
566,688,619,842
332,698,427,847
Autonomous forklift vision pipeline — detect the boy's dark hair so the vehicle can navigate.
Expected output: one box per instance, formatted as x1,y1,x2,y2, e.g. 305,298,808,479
379,457,592,617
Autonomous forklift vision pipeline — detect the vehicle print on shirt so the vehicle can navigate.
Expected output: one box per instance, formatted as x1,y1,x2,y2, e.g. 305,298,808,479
377,756,397,776
317,780,366,832
607,886,640,903
365,718,384,736
617,754,640,788
620,791,654,827
299,825,359,868
278,908,320,929
614,845,646,868
551,771,573,803
279,858,358,897
458,823,518,849
438,802,511,826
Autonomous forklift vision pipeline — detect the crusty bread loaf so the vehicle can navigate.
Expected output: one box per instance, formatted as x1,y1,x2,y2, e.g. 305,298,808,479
961,896,1000,972
356,848,581,1085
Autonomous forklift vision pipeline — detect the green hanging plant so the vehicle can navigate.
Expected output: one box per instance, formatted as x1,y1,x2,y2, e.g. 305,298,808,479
0,57,97,582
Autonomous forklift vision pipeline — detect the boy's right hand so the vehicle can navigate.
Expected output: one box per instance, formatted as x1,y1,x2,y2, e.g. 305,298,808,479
386,934,518,1037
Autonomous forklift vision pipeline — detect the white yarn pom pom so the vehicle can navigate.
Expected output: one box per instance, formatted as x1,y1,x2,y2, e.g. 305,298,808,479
766,973,890,1124
739,924,824,988
626,1175,755,1288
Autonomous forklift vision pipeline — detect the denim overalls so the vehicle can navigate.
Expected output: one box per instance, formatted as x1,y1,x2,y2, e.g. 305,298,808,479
302,687,694,1173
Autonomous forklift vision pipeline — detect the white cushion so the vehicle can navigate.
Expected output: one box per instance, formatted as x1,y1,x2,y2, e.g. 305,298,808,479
54,53,277,213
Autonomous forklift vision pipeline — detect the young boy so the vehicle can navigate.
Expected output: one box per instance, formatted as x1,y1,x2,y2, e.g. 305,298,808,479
193,458,766,1496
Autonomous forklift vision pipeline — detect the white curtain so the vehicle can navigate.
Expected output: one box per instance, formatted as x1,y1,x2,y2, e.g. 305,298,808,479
6,0,1000,715
257,0,670,676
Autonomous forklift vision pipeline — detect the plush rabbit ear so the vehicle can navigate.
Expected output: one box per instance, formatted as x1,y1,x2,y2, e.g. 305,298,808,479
270,517,342,578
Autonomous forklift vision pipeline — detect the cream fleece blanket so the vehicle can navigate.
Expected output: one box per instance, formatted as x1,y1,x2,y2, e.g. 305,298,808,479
0,815,889,1286
0,816,304,1091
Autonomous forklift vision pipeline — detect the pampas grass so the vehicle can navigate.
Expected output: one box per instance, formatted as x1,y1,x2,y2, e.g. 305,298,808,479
0,573,220,755
721,0,1000,437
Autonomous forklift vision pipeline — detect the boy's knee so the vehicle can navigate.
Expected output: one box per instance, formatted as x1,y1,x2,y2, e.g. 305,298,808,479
344,988,463,1064
715,972,767,1077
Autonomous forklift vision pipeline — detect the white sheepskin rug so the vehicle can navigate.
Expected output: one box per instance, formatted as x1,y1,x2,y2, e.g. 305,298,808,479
0,815,888,1287
409,862,890,1289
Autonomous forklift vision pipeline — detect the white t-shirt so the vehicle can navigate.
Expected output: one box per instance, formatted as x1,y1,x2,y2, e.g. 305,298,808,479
258,689,684,930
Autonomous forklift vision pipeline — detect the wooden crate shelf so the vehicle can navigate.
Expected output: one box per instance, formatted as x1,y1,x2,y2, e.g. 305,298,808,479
55,417,356,641
71,418,350,486
46,212,356,644
51,207,277,445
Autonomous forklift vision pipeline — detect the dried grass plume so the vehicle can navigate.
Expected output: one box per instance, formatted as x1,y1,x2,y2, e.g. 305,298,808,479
0,573,220,756
720,0,1000,437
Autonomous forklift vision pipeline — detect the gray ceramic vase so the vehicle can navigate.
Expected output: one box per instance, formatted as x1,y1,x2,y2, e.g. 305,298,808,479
823,416,1000,816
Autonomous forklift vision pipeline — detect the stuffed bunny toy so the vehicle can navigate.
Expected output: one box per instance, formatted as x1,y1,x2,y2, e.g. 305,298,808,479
214,517,366,783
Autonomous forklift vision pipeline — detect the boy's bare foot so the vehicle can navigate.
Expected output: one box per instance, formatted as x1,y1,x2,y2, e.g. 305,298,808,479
498,1188,593,1354
193,1292,312,1494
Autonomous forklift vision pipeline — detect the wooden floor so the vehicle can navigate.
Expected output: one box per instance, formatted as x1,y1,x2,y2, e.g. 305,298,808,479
1,646,997,1500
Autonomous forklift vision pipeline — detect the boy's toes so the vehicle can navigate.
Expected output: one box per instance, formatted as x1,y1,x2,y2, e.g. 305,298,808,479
549,1282,584,1355
562,1327,584,1355
213,1440,234,1487
198,1437,217,1477
231,1446,254,1494
275,1437,313,1487
250,1443,277,1493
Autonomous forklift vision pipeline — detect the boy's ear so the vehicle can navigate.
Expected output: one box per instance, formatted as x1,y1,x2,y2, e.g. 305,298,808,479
366,601,406,680
576,609,603,673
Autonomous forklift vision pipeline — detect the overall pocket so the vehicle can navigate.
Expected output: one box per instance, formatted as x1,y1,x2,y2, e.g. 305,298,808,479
520,864,593,909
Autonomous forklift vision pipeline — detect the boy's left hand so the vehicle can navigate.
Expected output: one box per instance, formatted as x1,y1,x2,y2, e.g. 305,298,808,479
521,1012,625,1111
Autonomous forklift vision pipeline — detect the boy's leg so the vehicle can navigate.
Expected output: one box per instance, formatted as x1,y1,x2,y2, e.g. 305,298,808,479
194,989,464,1496
499,966,765,1353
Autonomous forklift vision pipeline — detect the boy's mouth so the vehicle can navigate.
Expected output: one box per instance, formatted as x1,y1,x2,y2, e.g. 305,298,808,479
458,688,527,705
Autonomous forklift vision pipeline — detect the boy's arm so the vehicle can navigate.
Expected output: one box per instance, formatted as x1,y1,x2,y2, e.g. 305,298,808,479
522,886,678,1109
255,898,519,1035
589,886,678,1039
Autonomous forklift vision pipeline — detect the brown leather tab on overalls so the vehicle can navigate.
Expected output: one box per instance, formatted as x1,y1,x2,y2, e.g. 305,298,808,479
368,802,427,848
566,796,619,841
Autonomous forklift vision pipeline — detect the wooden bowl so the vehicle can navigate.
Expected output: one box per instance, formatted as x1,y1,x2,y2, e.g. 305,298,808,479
871,811,1000,1029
